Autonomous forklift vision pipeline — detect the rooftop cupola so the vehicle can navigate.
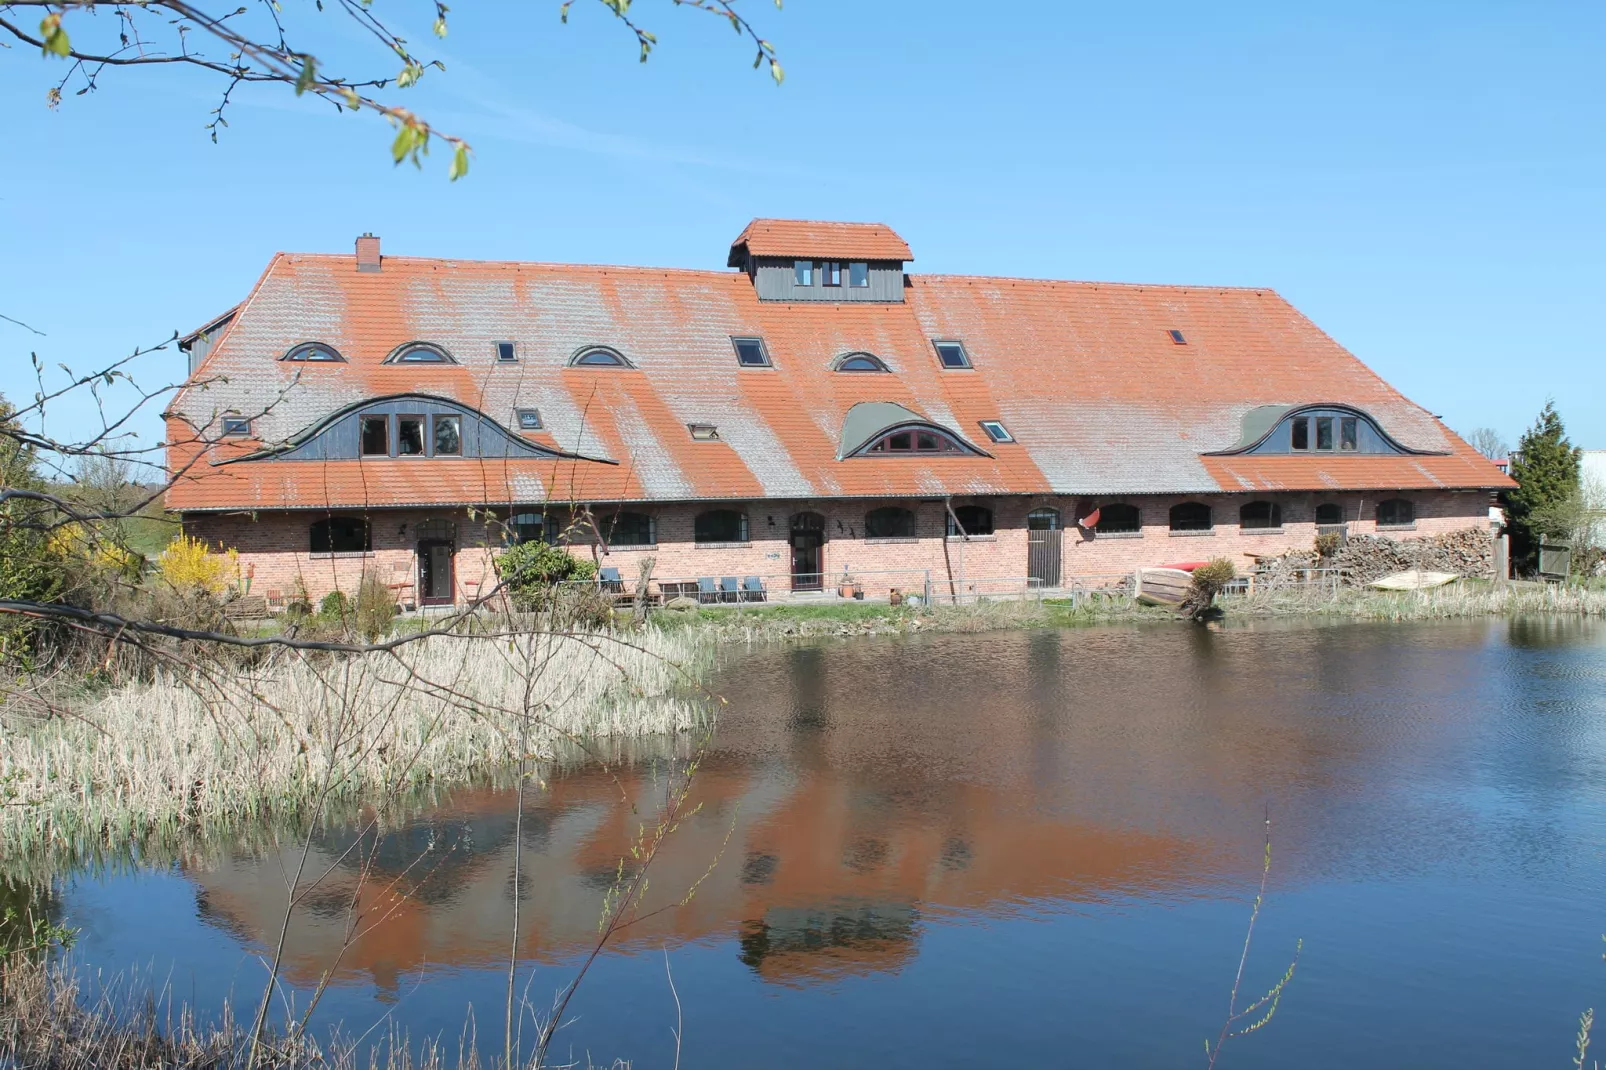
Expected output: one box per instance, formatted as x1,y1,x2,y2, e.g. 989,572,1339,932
727,219,910,303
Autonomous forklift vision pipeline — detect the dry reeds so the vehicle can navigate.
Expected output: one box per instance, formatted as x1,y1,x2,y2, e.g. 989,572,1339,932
1224,580,1606,621
0,628,710,874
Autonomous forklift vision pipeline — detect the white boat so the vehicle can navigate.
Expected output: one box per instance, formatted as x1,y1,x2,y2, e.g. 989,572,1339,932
1369,570,1459,591
1133,567,1195,606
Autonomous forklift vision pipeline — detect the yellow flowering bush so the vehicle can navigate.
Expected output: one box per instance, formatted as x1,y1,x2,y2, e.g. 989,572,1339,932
44,523,139,576
156,535,239,594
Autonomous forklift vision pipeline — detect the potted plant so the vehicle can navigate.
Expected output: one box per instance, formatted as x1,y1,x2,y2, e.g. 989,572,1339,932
837,569,856,599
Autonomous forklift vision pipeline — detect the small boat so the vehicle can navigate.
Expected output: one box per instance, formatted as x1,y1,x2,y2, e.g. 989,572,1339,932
1369,570,1459,591
1134,567,1195,606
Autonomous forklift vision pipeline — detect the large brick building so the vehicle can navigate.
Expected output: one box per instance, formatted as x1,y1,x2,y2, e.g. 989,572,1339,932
167,220,1511,607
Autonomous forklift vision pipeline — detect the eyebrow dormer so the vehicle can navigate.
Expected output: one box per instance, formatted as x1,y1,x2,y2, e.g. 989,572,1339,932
727,219,910,303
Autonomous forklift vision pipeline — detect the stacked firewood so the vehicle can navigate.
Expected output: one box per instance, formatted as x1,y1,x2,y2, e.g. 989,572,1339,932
1255,527,1494,588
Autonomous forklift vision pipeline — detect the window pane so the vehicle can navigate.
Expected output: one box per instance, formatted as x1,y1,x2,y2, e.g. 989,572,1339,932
1100,504,1141,533
1290,417,1309,450
607,512,655,546
734,339,768,366
511,512,544,545
823,261,841,286
1316,417,1334,450
517,409,542,430
1340,417,1358,451
397,417,425,456
888,432,912,451
433,415,461,456
849,262,869,287
916,432,939,451
949,506,993,536
1316,503,1343,524
794,260,812,286
360,416,389,456
496,342,516,362
577,349,625,366
695,510,747,543
935,342,969,369
1169,502,1212,531
1027,508,1060,531
866,507,915,538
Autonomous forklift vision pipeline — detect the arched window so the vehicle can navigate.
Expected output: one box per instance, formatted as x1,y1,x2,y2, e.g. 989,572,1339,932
310,517,371,553
602,511,655,547
571,346,633,368
694,509,748,544
385,342,454,364
1376,498,1415,528
282,342,344,362
1097,503,1141,534
509,512,546,545
947,505,994,537
865,506,917,539
1315,503,1344,525
1027,508,1060,531
862,427,970,455
1169,502,1213,532
833,352,890,373
1239,501,1282,530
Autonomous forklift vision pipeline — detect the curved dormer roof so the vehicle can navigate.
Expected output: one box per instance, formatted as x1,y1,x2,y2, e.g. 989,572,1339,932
837,402,989,460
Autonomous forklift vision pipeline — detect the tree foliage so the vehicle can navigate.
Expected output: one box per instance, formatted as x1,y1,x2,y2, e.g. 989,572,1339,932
496,540,597,609
1507,400,1580,570
4,0,782,181
1465,427,1508,461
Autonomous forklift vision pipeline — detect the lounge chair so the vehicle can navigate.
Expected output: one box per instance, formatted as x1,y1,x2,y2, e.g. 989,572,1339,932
719,576,740,603
598,566,624,594
742,576,766,602
696,577,718,604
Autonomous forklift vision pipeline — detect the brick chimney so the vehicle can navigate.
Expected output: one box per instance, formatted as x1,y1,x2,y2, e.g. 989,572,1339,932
355,233,381,273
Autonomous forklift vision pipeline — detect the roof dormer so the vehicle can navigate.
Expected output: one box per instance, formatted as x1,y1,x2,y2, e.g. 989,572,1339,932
727,219,910,303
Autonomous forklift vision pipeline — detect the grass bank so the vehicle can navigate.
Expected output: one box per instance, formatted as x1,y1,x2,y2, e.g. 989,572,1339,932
0,628,709,875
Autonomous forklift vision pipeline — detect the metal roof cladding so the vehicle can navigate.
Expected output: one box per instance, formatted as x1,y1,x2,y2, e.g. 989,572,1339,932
165,222,1514,512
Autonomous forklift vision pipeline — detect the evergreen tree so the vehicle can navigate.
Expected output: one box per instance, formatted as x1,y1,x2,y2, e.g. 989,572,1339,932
1506,400,1581,571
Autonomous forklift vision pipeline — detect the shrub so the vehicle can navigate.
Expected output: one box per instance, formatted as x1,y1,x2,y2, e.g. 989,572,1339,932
353,572,398,639
156,535,238,594
496,542,597,611
1314,532,1340,559
1182,558,1237,620
318,590,350,620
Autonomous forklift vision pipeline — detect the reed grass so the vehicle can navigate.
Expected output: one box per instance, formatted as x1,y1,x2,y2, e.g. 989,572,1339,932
0,629,710,875
1223,580,1606,621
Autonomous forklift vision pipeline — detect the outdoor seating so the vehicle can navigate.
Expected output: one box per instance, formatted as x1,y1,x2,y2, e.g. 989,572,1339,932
742,576,766,602
598,567,624,593
719,577,740,602
696,577,718,604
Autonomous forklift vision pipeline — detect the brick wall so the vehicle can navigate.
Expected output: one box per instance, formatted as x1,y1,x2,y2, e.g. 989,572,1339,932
183,489,1493,606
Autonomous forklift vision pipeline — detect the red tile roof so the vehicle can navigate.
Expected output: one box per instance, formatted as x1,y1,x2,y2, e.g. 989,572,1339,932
727,219,913,265
165,231,1513,513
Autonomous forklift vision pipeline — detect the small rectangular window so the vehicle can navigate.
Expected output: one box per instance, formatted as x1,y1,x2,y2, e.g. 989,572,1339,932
688,423,720,441
359,415,389,456
732,337,770,367
495,341,517,362
849,262,869,287
1340,417,1358,451
516,408,543,431
221,417,251,437
1290,417,1309,451
1168,329,1188,345
433,414,462,456
822,261,842,287
793,260,813,286
397,416,425,456
933,341,971,369
1315,416,1334,451
979,420,1014,443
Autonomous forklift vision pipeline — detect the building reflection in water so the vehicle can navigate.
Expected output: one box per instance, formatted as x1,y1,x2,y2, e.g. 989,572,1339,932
187,622,1536,994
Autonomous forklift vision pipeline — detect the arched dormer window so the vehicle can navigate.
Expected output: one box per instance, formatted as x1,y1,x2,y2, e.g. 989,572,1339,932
282,342,344,362
571,346,633,368
833,352,890,373
861,426,972,455
1239,500,1282,530
385,342,455,364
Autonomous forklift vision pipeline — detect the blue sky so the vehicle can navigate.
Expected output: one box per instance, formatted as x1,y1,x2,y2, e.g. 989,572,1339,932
3,0,1602,462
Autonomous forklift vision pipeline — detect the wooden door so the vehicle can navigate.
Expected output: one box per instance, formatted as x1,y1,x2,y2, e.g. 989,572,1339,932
1026,508,1061,588
790,512,825,591
417,541,455,605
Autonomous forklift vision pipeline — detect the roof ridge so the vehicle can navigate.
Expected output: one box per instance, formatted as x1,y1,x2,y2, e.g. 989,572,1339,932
911,272,1277,294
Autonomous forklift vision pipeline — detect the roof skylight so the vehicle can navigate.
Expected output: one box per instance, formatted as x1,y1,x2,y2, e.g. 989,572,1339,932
1168,329,1187,345
732,337,771,367
979,420,1014,443
933,341,971,369
688,423,720,441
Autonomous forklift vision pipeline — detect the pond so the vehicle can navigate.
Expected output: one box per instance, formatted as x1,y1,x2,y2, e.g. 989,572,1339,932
47,618,1606,1067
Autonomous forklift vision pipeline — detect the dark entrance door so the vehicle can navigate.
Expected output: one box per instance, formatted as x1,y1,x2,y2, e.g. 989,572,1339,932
1027,508,1062,588
417,540,455,606
790,512,825,591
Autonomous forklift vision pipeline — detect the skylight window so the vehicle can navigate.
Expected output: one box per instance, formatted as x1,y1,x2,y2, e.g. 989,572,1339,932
571,347,632,367
221,417,252,437
495,341,518,362
282,342,343,362
979,420,1014,443
688,423,720,441
732,337,771,367
933,341,971,369
835,353,889,373
1168,329,1188,345
516,408,543,431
